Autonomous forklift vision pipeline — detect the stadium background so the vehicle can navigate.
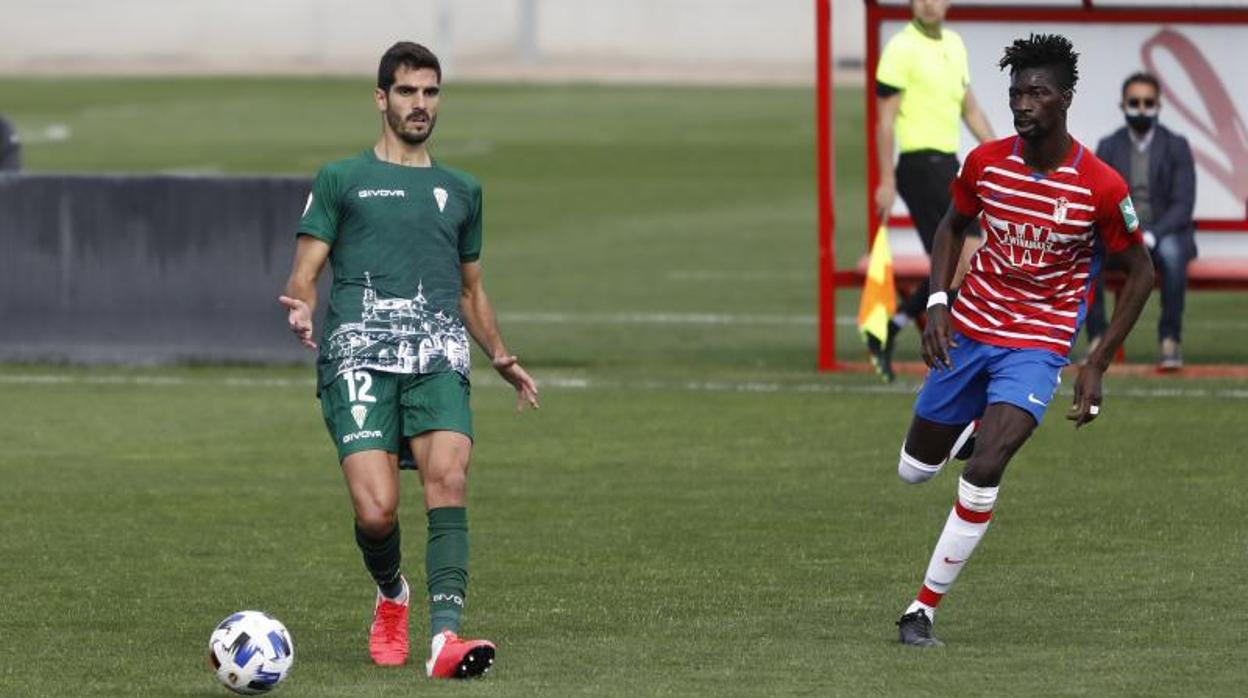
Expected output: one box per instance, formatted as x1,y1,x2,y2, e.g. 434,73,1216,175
1,1,1245,695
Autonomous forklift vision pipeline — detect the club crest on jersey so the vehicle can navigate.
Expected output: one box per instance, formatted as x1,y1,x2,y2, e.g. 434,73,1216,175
433,187,448,212
994,221,1055,268
1053,196,1069,225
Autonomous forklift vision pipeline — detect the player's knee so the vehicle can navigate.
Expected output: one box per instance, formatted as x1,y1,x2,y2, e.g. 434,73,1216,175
960,463,1002,489
355,508,397,538
424,467,467,499
898,444,945,484
961,451,1008,487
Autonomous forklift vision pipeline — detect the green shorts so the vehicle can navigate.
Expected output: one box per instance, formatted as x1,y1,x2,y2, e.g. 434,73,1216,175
320,370,473,461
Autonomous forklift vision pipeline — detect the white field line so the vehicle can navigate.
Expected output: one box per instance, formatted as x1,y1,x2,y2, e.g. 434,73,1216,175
18,123,72,144
1,372,1247,401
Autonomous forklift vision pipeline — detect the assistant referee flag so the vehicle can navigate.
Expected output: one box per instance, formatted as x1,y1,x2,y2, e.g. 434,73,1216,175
858,225,896,344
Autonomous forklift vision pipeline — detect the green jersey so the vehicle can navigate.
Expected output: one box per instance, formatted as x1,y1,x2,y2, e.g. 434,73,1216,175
297,149,483,389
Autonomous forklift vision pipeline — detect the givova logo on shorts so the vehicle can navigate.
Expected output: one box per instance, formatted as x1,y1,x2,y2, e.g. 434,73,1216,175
342,429,383,444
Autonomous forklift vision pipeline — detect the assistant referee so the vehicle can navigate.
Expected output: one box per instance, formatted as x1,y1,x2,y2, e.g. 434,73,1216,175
870,0,993,382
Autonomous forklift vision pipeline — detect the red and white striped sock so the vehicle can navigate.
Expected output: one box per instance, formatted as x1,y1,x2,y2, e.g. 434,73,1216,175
905,476,998,621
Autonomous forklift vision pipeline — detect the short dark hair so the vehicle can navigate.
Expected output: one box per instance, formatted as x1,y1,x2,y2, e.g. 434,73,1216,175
999,33,1080,92
1121,71,1161,99
378,42,441,93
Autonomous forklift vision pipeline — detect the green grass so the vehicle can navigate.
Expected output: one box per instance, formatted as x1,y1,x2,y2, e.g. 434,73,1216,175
0,78,1246,696
2,367,1245,696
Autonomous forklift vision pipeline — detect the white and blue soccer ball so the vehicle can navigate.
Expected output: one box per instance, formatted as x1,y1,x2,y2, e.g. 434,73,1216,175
208,610,294,694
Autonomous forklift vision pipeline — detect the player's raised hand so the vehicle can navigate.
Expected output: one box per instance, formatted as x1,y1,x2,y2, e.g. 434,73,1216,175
921,305,957,370
277,295,317,350
492,355,539,411
1066,364,1103,429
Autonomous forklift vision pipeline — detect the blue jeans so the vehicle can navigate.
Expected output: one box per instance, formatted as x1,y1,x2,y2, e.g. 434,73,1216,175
1085,234,1189,343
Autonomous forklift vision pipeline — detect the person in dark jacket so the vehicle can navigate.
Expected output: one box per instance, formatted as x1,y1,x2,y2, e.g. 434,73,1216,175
1086,72,1195,370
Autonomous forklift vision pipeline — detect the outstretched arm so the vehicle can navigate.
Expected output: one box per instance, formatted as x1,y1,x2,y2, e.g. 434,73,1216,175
460,261,539,411
278,235,330,350
922,204,977,370
1067,243,1154,428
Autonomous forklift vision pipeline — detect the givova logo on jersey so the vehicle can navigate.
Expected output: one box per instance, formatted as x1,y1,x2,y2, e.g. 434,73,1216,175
358,189,406,198
994,221,1056,268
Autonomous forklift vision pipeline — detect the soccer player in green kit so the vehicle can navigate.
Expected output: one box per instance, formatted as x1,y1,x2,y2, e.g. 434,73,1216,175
278,41,539,678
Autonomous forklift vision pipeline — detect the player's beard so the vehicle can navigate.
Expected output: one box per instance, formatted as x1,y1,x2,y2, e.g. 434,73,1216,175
386,106,436,146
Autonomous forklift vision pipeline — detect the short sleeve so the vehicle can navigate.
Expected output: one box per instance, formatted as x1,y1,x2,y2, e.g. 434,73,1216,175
875,34,908,92
950,146,983,217
458,183,483,262
1094,169,1144,254
297,167,341,245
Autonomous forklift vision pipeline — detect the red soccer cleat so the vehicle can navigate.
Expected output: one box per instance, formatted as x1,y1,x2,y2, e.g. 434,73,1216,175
368,580,410,666
425,630,496,679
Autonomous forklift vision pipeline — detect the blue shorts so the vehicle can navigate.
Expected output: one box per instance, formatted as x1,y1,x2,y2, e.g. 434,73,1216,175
914,332,1068,426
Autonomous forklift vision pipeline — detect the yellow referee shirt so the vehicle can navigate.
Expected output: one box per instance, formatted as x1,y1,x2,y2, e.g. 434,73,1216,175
876,22,970,155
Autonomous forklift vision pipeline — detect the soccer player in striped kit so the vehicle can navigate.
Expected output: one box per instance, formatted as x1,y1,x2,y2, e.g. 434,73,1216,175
892,34,1155,647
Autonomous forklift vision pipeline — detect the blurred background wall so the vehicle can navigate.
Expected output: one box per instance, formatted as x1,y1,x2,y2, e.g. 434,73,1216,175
0,0,868,84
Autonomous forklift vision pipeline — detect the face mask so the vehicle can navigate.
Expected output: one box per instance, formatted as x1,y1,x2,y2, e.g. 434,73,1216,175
1125,113,1156,131
1124,106,1157,132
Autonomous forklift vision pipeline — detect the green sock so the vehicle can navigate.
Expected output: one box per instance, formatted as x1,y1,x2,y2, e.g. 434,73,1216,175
426,507,468,635
354,521,404,599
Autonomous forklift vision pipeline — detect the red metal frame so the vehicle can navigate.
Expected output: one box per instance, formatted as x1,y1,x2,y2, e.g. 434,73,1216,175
816,0,838,370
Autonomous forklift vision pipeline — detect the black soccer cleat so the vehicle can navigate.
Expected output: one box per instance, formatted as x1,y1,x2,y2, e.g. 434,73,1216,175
866,320,900,383
897,610,944,648
454,645,495,679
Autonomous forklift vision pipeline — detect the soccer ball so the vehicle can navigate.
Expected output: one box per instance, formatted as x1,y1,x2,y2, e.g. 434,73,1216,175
208,611,294,694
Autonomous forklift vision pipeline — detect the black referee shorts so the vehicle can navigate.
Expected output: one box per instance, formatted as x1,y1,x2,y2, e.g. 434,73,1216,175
895,150,963,253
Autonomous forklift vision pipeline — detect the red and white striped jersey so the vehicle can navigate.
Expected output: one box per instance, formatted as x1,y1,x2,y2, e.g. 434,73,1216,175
950,136,1143,355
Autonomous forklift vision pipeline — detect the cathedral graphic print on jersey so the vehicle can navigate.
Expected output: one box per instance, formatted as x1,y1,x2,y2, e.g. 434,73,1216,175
325,272,470,378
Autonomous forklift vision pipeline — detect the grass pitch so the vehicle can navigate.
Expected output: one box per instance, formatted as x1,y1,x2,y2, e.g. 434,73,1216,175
0,78,1246,696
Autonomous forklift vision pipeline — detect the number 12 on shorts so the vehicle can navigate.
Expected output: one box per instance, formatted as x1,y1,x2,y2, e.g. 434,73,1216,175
344,370,376,403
